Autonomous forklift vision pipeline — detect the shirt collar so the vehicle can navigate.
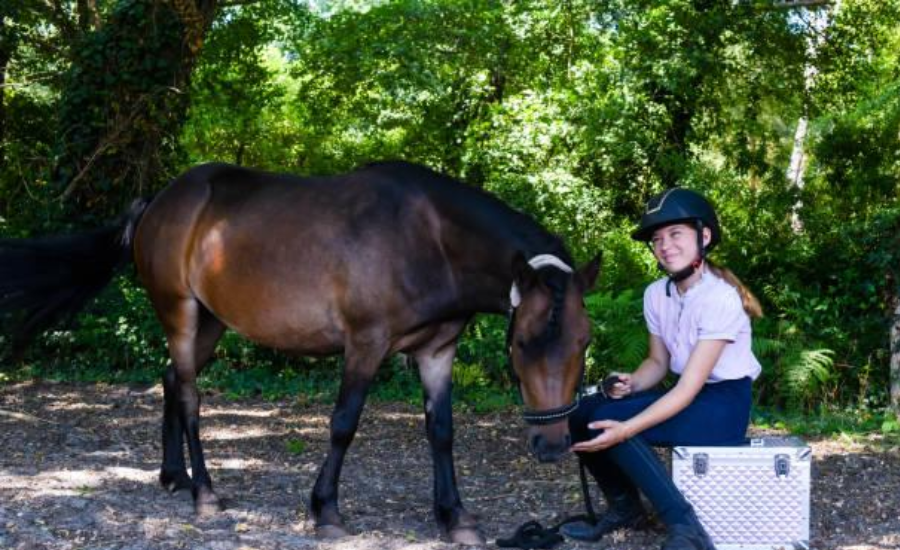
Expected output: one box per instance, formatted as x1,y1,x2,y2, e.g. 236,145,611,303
674,266,712,300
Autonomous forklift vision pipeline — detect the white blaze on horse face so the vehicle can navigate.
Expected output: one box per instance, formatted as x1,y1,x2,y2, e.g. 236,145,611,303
510,255,573,307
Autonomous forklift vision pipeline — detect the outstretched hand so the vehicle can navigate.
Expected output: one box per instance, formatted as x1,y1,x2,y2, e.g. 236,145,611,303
570,419,632,452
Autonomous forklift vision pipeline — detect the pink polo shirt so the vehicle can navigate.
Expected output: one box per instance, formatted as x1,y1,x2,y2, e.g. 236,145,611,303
643,269,762,382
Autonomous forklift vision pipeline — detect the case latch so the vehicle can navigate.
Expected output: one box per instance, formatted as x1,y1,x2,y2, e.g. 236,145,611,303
774,453,791,477
692,453,709,477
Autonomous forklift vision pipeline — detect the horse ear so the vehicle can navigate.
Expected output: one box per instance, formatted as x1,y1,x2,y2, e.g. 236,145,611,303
511,252,539,291
576,252,602,292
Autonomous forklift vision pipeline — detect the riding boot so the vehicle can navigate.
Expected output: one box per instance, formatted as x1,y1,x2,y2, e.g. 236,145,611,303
661,509,715,550
560,462,647,542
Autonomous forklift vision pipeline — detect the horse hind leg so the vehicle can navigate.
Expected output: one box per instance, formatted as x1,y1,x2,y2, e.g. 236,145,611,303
157,297,225,515
160,302,225,492
160,364,192,493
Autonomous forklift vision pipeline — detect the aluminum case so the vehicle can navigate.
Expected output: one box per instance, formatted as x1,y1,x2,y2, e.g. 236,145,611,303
671,437,812,550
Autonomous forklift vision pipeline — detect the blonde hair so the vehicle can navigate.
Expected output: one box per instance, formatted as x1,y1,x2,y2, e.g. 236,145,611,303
707,260,763,319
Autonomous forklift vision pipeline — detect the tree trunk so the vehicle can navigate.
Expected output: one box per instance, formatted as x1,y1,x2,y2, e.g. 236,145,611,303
0,11,10,168
0,55,7,171
77,0,103,31
787,116,808,231
52,0,218,222
892,296,900,419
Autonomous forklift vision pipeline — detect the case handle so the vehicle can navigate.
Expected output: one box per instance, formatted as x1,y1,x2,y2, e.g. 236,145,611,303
774,453,791,477
692,453,709,477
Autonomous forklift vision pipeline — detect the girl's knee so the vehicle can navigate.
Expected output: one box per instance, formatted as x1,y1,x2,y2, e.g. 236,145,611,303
568,407,592,442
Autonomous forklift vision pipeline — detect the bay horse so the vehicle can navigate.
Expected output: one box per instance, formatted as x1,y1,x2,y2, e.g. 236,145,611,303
0,161,599,544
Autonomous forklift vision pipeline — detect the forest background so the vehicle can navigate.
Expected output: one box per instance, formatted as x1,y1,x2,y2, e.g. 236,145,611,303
1,0,899,436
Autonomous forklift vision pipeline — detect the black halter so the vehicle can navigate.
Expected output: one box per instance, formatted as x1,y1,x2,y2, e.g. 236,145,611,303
505,267,590,426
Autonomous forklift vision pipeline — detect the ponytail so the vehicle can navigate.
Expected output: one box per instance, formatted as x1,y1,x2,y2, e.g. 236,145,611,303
706,261,763,319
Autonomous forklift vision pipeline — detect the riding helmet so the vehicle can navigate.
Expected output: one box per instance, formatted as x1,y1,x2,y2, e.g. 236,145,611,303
631,188,721,252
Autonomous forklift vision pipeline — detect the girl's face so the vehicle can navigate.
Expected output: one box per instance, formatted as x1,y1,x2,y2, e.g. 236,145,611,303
650,223,710,272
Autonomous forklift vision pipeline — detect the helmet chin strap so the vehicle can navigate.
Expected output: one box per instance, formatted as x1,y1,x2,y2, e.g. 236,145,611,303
664,258,703,297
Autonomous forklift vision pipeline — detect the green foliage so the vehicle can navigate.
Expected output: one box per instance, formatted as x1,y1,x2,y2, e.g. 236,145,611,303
198,361,340,403
285,438,307,455
51,0,193,222
182,1,307,167
882,416,900,435
455,315,509,386
369,359,422,404
4,0,900,424
785,349,836,406
807,82,900,219
754,402,900,443
451,361,517,412
584,289,648,382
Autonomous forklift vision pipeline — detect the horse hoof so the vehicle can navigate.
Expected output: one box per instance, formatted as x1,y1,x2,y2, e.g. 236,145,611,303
449,526,486,546
161,474,192,494
315,524,351,539
195,493,224,516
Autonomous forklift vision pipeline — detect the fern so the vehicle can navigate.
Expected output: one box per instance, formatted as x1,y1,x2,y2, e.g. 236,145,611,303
585,290,646,381
785,348,836,407
752,335,788,358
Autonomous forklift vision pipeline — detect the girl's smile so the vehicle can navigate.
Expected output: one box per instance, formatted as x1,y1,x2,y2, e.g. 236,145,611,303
651,224,701,273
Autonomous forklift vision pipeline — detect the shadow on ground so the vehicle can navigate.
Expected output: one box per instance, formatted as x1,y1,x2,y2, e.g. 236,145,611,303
0,381,897,550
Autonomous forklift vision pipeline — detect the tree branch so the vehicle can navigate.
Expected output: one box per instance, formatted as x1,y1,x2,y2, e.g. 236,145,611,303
0,72,61,89
735,0,835,9
218,0,263,8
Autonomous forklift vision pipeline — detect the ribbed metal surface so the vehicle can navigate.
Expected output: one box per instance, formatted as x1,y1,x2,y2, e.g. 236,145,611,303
672,438,811,550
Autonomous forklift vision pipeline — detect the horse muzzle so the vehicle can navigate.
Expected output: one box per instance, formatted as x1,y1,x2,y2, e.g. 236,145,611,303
528,425,571,463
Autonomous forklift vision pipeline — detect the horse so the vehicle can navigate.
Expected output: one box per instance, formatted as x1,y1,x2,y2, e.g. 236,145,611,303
0,161,599,544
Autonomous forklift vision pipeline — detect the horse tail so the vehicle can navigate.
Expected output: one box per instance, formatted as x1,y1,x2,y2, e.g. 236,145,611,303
0,197,153,353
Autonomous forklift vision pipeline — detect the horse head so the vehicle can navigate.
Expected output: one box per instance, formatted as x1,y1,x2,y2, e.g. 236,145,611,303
508,252,600,463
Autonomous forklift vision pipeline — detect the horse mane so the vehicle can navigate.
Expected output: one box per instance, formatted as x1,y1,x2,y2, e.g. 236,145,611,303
361,161,572,265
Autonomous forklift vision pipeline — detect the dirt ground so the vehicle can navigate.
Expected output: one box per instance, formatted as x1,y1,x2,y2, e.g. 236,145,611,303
0,381,898,550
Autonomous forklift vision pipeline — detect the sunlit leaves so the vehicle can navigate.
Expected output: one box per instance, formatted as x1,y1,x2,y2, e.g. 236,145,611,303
4,0,900,413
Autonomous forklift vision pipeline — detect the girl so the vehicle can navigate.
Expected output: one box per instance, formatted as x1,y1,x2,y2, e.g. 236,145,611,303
562,188,763,550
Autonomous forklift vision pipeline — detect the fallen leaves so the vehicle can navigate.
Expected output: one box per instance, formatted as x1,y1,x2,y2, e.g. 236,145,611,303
0,382,898,550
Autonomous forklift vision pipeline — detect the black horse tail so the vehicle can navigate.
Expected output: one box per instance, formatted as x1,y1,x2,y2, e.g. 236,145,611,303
0,198,153,354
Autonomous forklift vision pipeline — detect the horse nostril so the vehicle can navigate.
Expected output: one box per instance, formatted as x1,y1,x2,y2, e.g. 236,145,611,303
563,433,571,449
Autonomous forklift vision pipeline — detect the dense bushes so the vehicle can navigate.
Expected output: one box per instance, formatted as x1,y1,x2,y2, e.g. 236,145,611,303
2,1,899,424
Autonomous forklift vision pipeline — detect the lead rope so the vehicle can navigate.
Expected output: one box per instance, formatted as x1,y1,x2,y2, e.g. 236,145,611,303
499,378,629,548
497,461,597,549
578,457,598,523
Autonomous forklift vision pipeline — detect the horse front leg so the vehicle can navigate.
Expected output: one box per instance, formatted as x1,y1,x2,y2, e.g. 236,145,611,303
310,340,386,538
415,339,485,545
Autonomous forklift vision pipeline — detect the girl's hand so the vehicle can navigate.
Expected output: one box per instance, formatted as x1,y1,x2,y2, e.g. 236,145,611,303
606,372,633,399
570,420,632,452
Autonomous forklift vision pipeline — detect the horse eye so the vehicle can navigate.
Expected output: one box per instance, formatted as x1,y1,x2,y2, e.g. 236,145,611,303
515,338,526,350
